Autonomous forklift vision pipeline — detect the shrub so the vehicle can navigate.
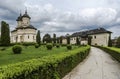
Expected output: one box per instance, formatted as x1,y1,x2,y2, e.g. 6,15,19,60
46,43,53,50
35,44,39,48
0,46,90,79
61,44,67,46
0,47,6,51
56,44,60,48
12,45,22,54
67,45,72,50
22,42,35,46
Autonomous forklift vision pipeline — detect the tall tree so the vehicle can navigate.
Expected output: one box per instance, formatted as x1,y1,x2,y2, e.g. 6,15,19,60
0,36,1,45
116,36,120,48
36,30,41,45
1,21,10,46
60,36,62,44
57,37,60,44
66,34,70,44
108,34,112,47
76,37,80,45
53,33,56,44
88,36,92,45
43,34,51,43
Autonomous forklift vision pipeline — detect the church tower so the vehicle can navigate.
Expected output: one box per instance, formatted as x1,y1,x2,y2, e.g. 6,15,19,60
16,13,22,27
11,10,37,43
22,10,31,27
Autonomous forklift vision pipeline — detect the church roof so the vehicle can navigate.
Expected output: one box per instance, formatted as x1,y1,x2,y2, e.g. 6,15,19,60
16,13,22,21
11,25,37,33
16,25,37,30
71,28,112,37
22,11,31,19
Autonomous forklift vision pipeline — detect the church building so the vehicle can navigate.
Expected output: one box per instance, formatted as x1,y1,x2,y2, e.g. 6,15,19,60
11,11,37,43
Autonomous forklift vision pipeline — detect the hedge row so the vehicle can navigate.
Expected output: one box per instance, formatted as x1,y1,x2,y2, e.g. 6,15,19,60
94,46,120,62
0,46,90,79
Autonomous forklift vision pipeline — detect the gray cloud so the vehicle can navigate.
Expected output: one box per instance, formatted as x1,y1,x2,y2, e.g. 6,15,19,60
0,0,120,38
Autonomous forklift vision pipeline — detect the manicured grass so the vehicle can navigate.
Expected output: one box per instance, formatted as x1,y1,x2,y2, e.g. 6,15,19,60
106,47,120,53
0,45,78,66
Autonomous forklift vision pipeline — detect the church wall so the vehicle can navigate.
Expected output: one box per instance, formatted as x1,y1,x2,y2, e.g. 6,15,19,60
11,29,36,43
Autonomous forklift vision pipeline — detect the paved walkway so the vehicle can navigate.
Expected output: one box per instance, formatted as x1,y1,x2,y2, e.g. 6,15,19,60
63,47,120,79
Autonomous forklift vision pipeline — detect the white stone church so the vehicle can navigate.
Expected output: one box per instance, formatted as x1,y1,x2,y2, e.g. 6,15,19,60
11,11,37,43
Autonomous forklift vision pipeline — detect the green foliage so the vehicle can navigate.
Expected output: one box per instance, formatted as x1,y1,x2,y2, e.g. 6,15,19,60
0,47,6,51
0,46,71,66
12,45,22,54
35,44,39,48
56,44,60,48
67,45,72,50
108,34,112,47
116,36,120,48
1,21,10,46
0,36,1,45
22,42,36,46
0,46,90,79
36,30,41,45
95,46,120,62
59,36,62,44
57,37,60,43
66,35,70,44
76,37,80,45
43,34,52,43
88,36,92,45
46,43,53,50
53,33,56,44
61,44,67,46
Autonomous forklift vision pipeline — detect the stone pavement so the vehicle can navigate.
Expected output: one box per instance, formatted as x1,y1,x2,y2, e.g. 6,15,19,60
63,47,120,79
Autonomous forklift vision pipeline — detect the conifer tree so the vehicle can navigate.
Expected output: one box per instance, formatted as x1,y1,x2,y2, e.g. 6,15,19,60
36,30,41,45
53,33,56,44
116,36,120,48
1,21,10,46
76,37,80,45
66,34,70,44
88,36,92,45
108,34,112,47
60,36,62,44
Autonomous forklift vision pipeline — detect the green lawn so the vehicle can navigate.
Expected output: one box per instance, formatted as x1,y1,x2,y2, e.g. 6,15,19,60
0,45,77,66
107,47,120,53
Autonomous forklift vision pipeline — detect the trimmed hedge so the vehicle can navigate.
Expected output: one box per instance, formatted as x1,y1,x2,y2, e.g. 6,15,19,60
46,43,53,50
94,46,120,62
35,44,39,48
0,46,90,79
12,45,22,54
67,45,72,50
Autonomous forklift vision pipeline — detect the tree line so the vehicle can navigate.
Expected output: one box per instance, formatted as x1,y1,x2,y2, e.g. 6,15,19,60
0,21,120,47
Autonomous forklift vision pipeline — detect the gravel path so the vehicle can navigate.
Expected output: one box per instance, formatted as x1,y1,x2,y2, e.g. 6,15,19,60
63,47,120,79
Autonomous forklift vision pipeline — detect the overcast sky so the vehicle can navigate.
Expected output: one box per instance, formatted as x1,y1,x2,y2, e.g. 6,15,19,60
0,0,120,38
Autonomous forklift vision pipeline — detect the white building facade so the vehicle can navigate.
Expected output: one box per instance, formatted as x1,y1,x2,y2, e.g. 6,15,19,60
70,28,112,46
11,11,37,43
